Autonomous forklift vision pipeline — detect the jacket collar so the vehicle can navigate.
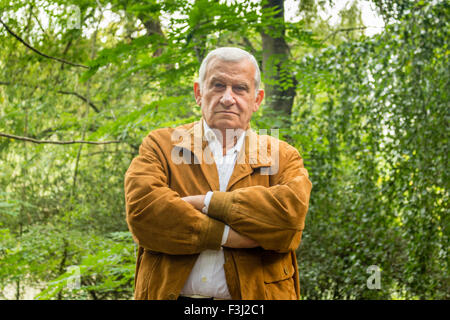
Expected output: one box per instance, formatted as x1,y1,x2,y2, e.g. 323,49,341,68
174,118,272,168
202,119,246,158
173,118,273,191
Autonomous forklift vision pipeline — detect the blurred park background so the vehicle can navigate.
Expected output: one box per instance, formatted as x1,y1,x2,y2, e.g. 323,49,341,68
0,0,448,299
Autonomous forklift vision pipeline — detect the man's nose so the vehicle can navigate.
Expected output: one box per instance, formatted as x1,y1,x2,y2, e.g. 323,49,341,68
220,87,235,107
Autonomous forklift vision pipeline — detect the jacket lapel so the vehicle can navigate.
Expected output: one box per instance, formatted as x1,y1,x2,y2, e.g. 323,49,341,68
226,128,272,191
173,120,273,192
174,120,220,191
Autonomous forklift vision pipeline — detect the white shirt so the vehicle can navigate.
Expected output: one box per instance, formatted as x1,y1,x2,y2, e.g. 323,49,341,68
180,120,246,299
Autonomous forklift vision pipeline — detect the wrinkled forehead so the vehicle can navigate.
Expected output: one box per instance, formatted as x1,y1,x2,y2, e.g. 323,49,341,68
203,57,256,85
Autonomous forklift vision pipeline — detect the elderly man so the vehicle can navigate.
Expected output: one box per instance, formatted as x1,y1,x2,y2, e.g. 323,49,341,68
124,47,312,300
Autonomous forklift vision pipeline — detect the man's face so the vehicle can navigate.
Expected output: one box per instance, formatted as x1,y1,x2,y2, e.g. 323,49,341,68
194,58,264,132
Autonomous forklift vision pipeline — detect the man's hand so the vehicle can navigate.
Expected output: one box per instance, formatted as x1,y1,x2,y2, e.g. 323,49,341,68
181,195,205,211
182,195,258,249
223,228,259,248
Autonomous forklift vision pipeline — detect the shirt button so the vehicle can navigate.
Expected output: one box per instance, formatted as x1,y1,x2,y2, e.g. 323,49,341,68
167,293,176,300
201,276,207,283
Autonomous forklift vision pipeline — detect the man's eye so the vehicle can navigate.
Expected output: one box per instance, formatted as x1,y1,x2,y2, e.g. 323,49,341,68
234,86,247,92
214,83,225,88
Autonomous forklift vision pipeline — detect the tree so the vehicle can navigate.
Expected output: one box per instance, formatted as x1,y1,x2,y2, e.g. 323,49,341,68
0,0,447,300
260,0,297,116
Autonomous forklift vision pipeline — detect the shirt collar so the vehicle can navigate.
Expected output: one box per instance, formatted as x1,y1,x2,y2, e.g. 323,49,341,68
203,119,246,155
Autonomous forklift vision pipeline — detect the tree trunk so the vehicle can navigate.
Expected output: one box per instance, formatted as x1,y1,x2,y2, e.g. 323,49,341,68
138,13,165,57
260,0,297,116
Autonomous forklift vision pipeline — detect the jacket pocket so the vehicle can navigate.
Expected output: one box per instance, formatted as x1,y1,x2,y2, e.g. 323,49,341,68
262,252,297,300
134,250,162,300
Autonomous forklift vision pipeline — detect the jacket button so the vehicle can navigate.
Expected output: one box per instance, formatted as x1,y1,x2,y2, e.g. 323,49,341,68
167,293,177,300
284,266,288,275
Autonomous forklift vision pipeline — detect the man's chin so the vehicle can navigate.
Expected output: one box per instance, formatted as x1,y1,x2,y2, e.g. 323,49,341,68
210,119,243,130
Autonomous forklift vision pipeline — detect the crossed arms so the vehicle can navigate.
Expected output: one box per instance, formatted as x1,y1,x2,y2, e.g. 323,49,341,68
124,132,312,255
181,194,258,248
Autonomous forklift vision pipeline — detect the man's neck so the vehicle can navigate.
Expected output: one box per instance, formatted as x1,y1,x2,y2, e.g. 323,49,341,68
203,120,245,156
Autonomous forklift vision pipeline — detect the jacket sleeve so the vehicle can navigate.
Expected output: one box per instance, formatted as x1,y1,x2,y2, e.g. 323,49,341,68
207,145,312,253
124,132,225,255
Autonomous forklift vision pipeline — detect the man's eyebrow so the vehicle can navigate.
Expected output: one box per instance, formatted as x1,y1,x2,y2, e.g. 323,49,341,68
209,77,249,88
234,83,249,89
210,76,225,83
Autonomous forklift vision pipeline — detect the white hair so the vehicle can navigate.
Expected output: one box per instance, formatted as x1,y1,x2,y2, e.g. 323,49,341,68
197,47,261,94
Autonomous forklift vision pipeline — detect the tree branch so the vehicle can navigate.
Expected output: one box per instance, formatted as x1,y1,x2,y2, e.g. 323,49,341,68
57,90,100,113
0,18,89,69
242,36,257,56
0,81,100,113
0,133,120,145
321,26,368,43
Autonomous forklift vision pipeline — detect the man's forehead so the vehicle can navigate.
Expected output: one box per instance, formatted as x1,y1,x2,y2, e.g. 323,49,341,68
205,58,255,82
209,74,250,84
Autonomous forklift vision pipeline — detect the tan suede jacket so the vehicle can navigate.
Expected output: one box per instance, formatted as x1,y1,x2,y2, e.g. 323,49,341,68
124,120,312,300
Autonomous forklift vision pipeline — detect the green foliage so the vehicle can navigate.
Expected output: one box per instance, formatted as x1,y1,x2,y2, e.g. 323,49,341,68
34,232,135,300
294,0,449,299
0,0,448,300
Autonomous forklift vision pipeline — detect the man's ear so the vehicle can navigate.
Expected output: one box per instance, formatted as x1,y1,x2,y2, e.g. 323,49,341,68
253,89,264,112
194,82,202,106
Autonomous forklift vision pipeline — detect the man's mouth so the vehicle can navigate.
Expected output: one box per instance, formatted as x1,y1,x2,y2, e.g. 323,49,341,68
216,111,238,116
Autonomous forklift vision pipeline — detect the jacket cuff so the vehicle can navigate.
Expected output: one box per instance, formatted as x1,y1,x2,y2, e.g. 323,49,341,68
201,217,226,251
207,191,234,223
